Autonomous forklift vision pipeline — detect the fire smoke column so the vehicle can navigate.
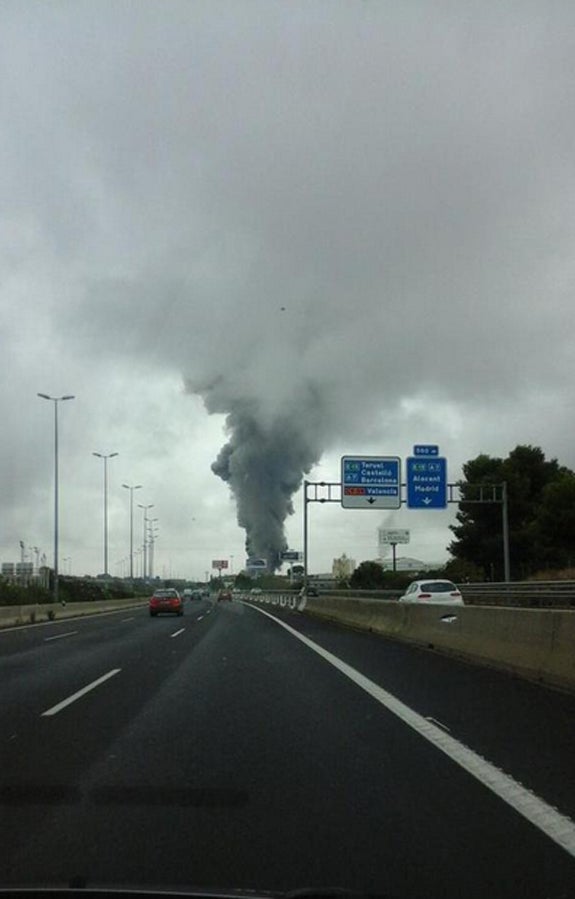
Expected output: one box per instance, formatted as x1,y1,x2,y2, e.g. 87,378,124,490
211,407,320,571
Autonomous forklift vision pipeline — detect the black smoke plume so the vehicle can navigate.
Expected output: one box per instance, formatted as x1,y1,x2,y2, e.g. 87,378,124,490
188,379,325,572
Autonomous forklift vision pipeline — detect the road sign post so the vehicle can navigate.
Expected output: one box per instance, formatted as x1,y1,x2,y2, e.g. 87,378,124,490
379,528,410,573
303,471,511,585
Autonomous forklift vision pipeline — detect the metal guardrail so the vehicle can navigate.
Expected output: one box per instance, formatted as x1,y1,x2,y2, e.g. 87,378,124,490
458,581,575,609
263,583,575,610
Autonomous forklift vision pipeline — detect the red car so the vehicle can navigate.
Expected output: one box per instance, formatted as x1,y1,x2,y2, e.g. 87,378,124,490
149,588,184,617
217,590,232,602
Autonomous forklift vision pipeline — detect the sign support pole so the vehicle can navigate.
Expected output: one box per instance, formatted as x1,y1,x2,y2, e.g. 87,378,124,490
502,481,510,583
302,477,511,584
303,479,309,592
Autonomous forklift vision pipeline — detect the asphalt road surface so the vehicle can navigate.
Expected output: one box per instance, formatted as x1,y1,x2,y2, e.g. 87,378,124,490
1,597,575,898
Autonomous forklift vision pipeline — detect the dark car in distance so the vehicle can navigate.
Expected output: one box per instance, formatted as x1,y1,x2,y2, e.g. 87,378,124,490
149,588,184,617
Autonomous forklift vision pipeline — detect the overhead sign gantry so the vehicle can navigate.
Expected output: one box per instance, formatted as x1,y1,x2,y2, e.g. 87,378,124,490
302,446,509,587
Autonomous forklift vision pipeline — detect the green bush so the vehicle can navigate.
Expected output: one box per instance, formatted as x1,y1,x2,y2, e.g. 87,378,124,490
0,580,53,607
58,578,138,604
0,576,139,607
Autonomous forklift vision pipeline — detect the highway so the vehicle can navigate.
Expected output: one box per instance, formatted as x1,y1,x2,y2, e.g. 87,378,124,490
1,597,575,898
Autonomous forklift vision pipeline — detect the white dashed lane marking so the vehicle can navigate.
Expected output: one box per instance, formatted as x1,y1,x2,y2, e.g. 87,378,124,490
41,669,121,717
44,631,78,642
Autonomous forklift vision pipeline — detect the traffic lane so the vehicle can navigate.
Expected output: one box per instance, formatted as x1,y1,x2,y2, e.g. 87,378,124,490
244,602,575,823
0,600,219,787
0,606,159,738
0,605,146,660
0,598,215,706
0,600,223,879
4,601,575,898
0,597,213,659
0,595,217,721
0,605,162,669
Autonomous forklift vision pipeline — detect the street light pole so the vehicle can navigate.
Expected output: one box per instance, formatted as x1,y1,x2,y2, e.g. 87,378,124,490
138,504,154,581
93,452,118,577
122,484,142,579
148,518,158,580
37,393,75,605
148,519,159,580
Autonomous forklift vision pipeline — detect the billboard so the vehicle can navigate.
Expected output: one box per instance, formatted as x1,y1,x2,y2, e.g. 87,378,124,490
211,559,229,570
281,550,303,561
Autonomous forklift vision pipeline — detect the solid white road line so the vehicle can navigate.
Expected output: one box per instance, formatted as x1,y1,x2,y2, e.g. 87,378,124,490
247,603,575,861
41,669,121,717
44,631,78,642
170,628,185,638
120,617,135,622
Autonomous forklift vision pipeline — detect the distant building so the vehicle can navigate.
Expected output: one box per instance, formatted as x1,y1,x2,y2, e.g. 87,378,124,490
307,573,337,589
378,556,434,573
332,554,356,581
1,560,49,588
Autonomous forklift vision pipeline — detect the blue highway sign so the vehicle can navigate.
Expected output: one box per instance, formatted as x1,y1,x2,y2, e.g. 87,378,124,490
407,456,447,509
341,456,401,509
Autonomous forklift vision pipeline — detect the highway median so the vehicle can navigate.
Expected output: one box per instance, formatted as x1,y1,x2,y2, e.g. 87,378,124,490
0,597,149,629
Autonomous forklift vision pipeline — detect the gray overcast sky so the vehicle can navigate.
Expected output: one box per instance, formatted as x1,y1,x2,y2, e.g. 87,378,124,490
2,1,575,579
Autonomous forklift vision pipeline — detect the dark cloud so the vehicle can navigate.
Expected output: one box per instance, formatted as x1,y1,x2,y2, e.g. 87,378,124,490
2,2,575,571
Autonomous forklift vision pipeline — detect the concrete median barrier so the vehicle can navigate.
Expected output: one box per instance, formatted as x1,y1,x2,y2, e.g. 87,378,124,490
0,597,149,629
300,595,575,693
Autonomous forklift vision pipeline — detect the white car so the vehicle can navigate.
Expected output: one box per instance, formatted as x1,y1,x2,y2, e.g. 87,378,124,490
397,579,464,605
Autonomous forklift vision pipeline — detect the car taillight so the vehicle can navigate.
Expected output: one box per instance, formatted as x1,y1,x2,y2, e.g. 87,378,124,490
418,593,432,599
